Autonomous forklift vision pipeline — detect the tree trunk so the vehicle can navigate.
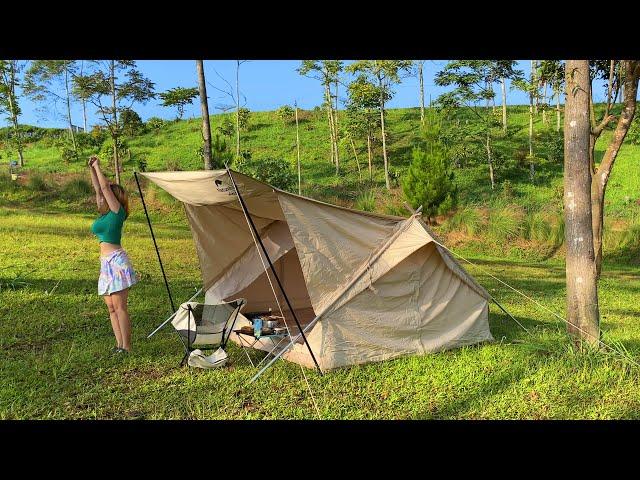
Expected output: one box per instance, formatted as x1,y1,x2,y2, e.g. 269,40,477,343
295,102,301,195
367,131,372,181
82,100,88,133
501,77,507,133
110,60,120,185
542,82,548,125
333,79,340,174
4,62,24,167
556,86,561,133
564,60,600,347
591,61,640,278
379,77,390,190
350,137,362,180
419,63,425,126
236,60,240,158
196,60,213,170
532,60,538,115
64,67,77,155
324,81,335,165
485,132,495,189
80,61,88,132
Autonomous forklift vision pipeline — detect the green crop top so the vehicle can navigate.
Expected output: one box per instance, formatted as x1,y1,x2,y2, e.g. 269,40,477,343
91,206,126,244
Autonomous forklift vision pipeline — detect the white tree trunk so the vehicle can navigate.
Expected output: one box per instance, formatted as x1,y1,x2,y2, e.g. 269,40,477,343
501,77,507,133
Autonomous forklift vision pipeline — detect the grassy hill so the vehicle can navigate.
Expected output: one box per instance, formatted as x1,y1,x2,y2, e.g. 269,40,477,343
3,104,638,263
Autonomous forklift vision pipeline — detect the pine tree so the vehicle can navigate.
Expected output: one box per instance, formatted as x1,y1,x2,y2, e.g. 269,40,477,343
402,142,457,224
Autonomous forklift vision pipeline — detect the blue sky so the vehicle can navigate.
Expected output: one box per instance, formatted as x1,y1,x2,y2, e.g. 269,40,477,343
6,60,613,129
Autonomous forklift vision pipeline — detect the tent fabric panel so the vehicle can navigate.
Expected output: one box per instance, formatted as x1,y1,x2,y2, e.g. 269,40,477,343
184,204,275,291
277,193,401,314
292,243,492,370
204,220,295,303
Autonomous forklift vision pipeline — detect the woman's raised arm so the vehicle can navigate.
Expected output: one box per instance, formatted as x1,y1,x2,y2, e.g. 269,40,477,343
90,156,121,214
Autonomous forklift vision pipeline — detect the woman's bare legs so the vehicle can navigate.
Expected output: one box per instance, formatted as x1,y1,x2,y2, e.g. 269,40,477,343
111,289,131,351
103,294,123,349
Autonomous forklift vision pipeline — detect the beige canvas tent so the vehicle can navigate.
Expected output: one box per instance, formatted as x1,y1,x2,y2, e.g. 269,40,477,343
140,169,494,371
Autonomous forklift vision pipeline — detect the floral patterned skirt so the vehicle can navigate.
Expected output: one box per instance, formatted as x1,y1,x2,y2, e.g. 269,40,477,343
98,248,138,295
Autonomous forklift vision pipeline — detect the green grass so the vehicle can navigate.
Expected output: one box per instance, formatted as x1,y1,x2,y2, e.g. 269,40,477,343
2,207,640,419
2,104,640,419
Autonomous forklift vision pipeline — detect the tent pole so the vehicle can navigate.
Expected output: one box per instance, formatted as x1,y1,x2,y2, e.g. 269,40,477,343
134,171,176,314
224,165,323,376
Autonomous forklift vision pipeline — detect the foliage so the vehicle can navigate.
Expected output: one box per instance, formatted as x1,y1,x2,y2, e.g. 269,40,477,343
276,105,295,125
146,117,167,130
237,107,251,131
354,189,376,212
236,156,295,191
120,108,144,136
487,206,523,241
217,117,235,138
159,86,198,120
27,172,51,192
211,135,233,169
402,143,458,221
61,177,93,198
441,205,483,236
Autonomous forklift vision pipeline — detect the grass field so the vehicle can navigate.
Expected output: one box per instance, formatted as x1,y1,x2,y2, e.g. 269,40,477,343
2,105,640,419
2,203,640,419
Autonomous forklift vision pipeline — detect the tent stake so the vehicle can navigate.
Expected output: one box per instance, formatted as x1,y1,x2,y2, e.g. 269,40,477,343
224,165,323,376
134,171,176,314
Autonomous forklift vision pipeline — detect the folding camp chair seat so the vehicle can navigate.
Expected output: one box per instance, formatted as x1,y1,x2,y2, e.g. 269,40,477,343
171,298,246,368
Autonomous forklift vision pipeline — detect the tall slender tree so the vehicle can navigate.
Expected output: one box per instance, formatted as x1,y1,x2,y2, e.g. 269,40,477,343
0,60,26,167
347,60,412,189
196,60,213,170
298,61,343,174
435,60,501,189
24,60,80,156
539,61,565,133
73,61,155,184
346,74,381,181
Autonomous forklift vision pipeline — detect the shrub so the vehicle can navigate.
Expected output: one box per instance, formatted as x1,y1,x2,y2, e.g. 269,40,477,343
236,157,295,191
487,206,523,241
276,105,295,125
217,117,235,138
441,206,483,237
501,179,515,200
523,211,551,243
147,117,167,130
165,159,182,171
28,173,51,192
136,157,148,172
238,108,251,131
354,190,376,212
61,178,93,198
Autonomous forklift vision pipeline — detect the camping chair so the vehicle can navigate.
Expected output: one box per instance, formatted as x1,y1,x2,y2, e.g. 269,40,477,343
171,298,246,368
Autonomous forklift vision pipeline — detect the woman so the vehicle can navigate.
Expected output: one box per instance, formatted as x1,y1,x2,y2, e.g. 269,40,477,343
88,155,138,354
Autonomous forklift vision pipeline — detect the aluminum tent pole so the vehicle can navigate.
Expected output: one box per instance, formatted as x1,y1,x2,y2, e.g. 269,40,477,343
224,165,323,376
134,171,176,314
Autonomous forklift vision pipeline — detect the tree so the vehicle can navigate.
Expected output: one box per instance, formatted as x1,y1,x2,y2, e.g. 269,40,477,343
195,60,213,170
488,60,522,133
402,130,457,224
24,60,80,157
298,61,343,174
416,61,426,126
345,74,382,181
589,60,640,277
513,61,543,179
0,60,26,167
159,86,198,120
120,108,144,136
563,59,640,346
347,60,413,189
563,60,600,346
538,61,565,133
435,60,501,189
73,60,155,184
